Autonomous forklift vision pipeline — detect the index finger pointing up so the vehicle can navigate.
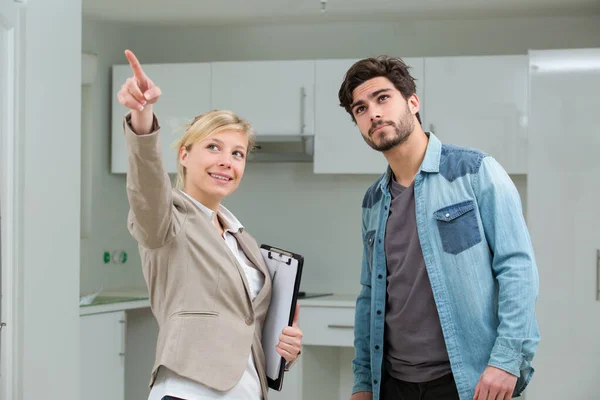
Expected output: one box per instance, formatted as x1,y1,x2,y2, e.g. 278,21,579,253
125,49,145,80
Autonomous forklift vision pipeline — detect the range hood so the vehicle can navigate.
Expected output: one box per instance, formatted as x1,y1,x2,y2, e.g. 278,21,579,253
248,133,314,162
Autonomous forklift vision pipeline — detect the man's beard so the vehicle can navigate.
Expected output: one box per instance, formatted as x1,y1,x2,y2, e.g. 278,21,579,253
364,107,415,152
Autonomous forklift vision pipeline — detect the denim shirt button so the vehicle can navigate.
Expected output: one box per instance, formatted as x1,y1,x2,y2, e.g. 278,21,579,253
445,213,450,218
373,379,378,384
378,274,383,279
377,310,382,315
375,345,380,350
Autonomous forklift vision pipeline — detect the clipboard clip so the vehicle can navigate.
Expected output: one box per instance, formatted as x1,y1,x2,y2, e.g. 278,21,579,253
267,250,292,266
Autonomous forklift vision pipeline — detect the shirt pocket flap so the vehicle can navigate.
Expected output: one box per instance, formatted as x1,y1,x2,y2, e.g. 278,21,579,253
365,230,376,246
434,200,476,222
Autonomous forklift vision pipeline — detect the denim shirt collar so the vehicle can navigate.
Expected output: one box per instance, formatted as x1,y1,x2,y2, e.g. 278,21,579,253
378,132,442,193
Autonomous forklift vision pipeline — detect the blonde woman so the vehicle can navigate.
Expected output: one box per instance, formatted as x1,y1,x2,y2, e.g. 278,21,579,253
117,50,303,400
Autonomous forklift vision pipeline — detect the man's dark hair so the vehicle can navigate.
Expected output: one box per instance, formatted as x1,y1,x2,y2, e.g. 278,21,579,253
338,56,421,124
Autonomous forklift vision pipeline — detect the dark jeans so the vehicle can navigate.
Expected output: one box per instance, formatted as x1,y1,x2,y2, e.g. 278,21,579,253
380,372,460,400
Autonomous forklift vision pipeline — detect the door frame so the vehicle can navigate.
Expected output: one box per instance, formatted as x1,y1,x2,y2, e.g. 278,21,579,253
0,1,25,399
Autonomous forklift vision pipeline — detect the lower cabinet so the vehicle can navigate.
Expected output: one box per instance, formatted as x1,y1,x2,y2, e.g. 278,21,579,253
271,298,358,400
269,357,303,400
80,299,358,400
80,311,127,400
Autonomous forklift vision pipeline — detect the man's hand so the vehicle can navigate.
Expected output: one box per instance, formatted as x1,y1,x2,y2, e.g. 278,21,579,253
350,391,373,400
474,366,517,400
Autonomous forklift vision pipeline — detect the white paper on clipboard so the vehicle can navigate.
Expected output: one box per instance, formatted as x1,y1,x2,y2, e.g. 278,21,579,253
259,245,303,390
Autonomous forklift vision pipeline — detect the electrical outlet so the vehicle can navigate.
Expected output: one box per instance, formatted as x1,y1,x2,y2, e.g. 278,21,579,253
103,250,128,264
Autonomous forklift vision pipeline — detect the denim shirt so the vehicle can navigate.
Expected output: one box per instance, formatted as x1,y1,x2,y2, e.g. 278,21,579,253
352,133,540,400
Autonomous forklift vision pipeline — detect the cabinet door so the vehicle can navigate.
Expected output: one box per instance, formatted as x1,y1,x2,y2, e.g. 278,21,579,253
80,311,127,400
111,63,211,173
268,357,302,400
526,49,600,400
423,55,528,174
313,58,425,174
211,60,315,137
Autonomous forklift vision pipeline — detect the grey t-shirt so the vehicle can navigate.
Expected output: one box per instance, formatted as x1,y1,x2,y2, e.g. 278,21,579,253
383,177,451,383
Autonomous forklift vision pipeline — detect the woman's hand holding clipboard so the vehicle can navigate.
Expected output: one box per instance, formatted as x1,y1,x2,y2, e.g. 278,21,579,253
259,245,304,391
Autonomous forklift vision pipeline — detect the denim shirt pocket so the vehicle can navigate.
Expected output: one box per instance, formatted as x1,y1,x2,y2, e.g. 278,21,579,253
365,230,376,271
433,200,482,255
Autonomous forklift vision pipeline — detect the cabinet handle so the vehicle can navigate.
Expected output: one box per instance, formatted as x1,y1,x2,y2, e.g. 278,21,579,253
119,318,126,357
327,324,354,329
596,249,600,301
300,86,307,135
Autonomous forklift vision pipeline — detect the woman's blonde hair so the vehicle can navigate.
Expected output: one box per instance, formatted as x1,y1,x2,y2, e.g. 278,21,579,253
174,110,255,190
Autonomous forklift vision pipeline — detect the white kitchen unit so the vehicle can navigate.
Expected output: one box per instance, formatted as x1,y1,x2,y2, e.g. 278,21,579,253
211,60,316,138
269,295,358,400
423,55,529,174
525,48,600,400
313,58,425,174
268,356,303,400
109,56,529,176
111,63,211,173
81,294,357,400
80,311,127,400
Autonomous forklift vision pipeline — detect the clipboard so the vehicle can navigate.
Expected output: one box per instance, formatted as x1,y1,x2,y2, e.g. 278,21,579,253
259,244,304,391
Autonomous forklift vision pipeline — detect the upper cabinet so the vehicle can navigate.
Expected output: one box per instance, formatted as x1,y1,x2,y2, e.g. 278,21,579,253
110,56,529,175
313,58,425,174
422,55,528,175
111,63,211,173
211,60,315,137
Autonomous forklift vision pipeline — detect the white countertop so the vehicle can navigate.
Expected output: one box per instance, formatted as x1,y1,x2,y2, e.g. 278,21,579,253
298,294,357,308
79,288,150,316
80,298,150,316
80,291,357,316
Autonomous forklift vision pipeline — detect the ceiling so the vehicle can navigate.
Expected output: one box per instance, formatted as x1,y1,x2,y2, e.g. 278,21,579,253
83,0,600,25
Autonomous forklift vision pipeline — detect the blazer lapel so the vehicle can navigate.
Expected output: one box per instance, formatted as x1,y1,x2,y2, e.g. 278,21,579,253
234,231,272,306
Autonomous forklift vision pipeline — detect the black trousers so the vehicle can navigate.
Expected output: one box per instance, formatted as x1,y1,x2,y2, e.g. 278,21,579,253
380,372,460,400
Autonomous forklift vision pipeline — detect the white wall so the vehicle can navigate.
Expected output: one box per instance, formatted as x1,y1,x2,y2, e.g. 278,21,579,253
80,14,599,295
22,0,81,399
120,15,600,62
80,21,143,295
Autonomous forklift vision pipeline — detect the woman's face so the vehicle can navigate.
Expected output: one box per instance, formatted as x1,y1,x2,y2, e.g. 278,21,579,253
180,129,248,207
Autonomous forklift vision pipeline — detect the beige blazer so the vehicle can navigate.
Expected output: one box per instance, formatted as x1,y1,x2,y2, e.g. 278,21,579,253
123,114,273,398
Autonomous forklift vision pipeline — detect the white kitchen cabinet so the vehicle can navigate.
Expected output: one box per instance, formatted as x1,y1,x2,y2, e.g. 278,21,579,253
525,49,600,400
111,63,211,173
80,311,127,400
211,60,315,138
423,55,528,174
300,304,355,347
313,58,425,174
296,296,357,400
269,357,303,400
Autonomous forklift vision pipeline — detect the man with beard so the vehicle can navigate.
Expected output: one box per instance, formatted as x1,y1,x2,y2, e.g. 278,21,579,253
337,56,540,400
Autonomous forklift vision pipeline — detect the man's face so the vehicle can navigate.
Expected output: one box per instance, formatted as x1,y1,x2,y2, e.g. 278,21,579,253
350,76,419,152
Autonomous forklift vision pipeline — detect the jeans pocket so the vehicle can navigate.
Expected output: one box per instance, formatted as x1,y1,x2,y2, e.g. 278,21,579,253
434,200,482,255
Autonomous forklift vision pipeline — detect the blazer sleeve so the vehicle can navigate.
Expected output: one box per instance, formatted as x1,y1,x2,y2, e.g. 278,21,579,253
123,112,184,249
